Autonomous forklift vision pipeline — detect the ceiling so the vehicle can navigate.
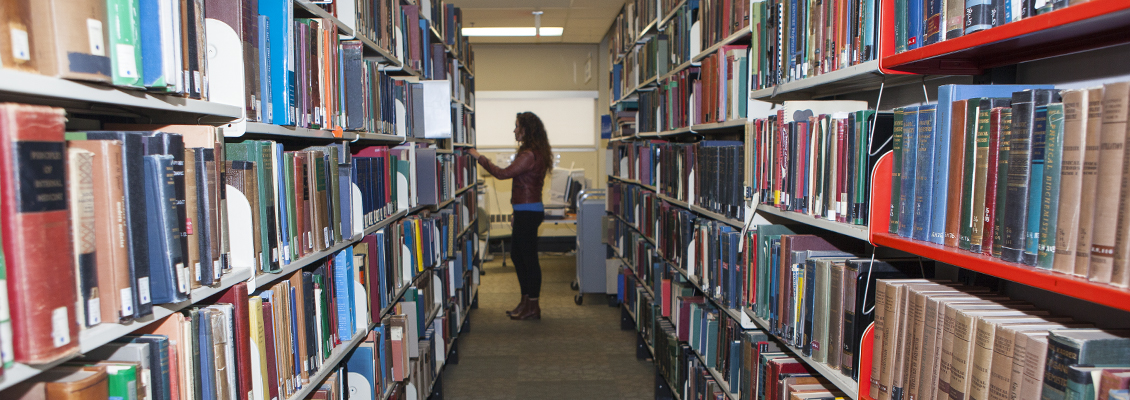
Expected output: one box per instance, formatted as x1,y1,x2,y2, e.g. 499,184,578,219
445,0,624,44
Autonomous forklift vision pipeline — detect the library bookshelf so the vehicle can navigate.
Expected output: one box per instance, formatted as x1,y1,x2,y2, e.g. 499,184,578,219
0,1,479,399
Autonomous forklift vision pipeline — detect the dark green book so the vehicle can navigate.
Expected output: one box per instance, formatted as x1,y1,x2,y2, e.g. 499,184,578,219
958,98,984,250
284,152,298,262
1042,329,1130,400
890,108,905,234
1001,89,1059,263
1023,105,1052,265
1036,103,1066,269
992,109,1014,258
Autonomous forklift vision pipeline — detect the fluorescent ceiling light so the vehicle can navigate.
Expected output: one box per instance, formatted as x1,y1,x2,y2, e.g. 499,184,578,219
462,27,563,37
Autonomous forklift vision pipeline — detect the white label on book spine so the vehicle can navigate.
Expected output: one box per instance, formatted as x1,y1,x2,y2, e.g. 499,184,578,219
138,277,151,304
324,227,330,247
86,19,105,56
10,29,29,61
214,260,222,279
120,289,134,317
87,298,100,326
176,263,188,293
51,307,70,347
115,44,138,78
195,262,202,281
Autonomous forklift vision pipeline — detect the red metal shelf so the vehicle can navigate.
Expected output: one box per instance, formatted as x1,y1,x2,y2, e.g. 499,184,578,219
881,0,1130,74
871,232,1130,312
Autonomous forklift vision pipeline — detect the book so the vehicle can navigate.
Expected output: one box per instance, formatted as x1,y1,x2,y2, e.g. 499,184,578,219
1053,88,1098,275
1088,82,1130,284
999,89,1059,263
913,104,938,242
27,0,112,82
1043,329,1130,400
1035,103,1066,269
144,154,187,304
66,147,100,329
0,104,80,364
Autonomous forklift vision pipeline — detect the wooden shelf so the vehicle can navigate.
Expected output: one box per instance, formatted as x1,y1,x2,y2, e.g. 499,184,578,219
882,0,1130,74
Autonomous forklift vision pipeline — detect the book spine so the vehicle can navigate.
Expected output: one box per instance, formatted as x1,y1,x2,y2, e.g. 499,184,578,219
944,0,966,39
1021,105,1050,265
1072,88,1106,276
0,104,80,364
991,109,1013,257
1037,104,1066,269
1090,82,1130,283
1053,90,1091,274
959,99,981,250
68,148,100,328
982,108,1008,256
945,101,968,248
964,0,992,34
908,0,923,49
971,102,998,253
899,108,920,238
1001,91,1037,263
913,105,938,242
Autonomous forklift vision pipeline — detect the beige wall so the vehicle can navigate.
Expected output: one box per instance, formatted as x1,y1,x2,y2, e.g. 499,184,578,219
475,43,610,221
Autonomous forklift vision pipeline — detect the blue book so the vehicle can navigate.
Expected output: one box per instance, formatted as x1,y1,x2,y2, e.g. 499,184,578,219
288,286,301,387
260,0,292,125
375,231,389,309
912,105,938,242
339,165,353,238
612,64,623,101
334,249,354,340
1023,105,1050,265
862,0,877,60
931,84,1055,245
908,0,923,50
897,106,920,238
345,344,376,399
258,15,271,124
138,0,167,89
374,326,388,387
143,155,186,305
198,312,215,400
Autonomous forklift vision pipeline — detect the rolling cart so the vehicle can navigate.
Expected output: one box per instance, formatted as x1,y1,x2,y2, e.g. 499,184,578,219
572,189,607,305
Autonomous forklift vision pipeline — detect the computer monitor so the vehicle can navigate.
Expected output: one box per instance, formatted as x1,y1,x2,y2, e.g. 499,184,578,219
547,167,585,209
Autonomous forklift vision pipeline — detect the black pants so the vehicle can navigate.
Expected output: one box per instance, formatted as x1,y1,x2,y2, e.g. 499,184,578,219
511,211,544,298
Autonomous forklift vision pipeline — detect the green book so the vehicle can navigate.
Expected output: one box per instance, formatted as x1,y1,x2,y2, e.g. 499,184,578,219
895,0,908,54
992,110,1014,258
891,108,905,233
1042,329,1130,400
326,147,341,244
970,98,1011,252
226,141,280,272
283,153,298,261
105,363,138,400
958,99,983,250
854,110,873,225
1037,104,1066,269
106,0,142,87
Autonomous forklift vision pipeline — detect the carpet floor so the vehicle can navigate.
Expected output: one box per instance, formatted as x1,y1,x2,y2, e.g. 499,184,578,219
440,252,655,399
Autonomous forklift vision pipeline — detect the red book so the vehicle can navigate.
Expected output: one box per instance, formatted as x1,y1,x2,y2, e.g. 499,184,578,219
981,107,1008,256
215,282,253,400
261,301,281,400
0,103,79,364
767,357,815,400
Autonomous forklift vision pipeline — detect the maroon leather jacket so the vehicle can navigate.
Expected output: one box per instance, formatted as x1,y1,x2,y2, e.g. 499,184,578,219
478,150,548,204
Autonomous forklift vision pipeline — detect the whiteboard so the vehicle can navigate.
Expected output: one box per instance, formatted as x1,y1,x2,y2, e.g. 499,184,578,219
476,91,598,148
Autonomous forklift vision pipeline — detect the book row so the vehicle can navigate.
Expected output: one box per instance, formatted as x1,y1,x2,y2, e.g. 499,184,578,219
0,103,470,370
750,0,882,90
894,0,1079,54
620,254,852,400
889,83,1130,289
3,200,480,398
341,0,474,71
608,139,746,221
632,45,751,133
751,101,891,227
0,0,474,134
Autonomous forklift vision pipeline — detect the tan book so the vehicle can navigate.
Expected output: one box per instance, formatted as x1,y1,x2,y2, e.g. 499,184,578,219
887,281,943,400
1015,332,1051,400
28,0,112,82
1087,82,1130,283
248,296,270,400
986,322,1089,400
207,308,232,400
306,151,326,252
936,302,1029,400
184,148,201,288
69,140,130,323
0,0,36,72
919,296,996,400
967,317,1072,400
903,285,985,400
1053,89,1094,274
826,260,845,371
1072,88,1106,277
289,273,309,381
948,309,1048,400
945,101,969,248
67,147,98,329
910,292,980,400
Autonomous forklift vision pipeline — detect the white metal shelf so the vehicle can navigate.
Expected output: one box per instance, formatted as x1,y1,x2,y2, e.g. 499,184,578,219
754,205,870,241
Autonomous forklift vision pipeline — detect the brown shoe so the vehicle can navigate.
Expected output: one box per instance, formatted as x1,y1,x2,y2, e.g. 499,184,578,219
506,295,529,317
510,297,540,320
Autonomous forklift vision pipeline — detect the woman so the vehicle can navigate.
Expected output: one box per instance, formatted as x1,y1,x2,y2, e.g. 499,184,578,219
467,112,552,320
